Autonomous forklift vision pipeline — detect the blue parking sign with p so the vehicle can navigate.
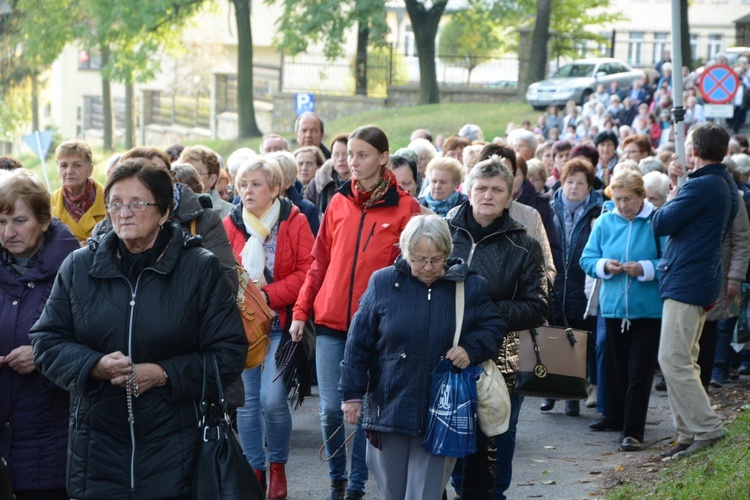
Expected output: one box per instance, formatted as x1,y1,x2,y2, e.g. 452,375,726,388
295,93,315,117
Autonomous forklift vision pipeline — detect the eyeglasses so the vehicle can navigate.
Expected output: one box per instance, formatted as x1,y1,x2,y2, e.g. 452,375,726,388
106,201,158,214
410,257,445,269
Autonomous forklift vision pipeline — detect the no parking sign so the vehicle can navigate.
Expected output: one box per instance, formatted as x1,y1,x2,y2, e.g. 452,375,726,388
699,65,740,104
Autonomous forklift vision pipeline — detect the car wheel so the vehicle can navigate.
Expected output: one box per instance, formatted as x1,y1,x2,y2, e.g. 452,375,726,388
532,105,547,111
580,89,592,106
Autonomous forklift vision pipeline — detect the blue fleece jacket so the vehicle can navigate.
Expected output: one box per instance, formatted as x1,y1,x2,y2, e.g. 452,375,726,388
581,200,665,320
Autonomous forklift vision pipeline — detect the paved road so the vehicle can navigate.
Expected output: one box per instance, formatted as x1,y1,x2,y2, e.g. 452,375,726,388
281,385,676,499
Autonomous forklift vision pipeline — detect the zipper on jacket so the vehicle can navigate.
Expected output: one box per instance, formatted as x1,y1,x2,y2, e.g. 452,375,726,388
361,221,376,253
346,212,368,327
427,287,432,301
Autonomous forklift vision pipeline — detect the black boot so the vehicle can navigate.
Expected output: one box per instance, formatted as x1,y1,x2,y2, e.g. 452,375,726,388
327,480,348,500
343,491,364,500
540,399,556,411
565,400,580,416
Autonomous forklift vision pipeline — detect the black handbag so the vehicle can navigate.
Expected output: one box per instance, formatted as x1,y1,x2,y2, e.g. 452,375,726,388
192,354,263,500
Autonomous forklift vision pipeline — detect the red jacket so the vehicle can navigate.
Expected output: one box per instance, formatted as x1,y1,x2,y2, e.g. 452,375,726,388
293,180,421,333
224,198,314,330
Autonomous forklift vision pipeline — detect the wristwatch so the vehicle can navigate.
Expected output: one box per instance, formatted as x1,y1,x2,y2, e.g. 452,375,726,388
163,370,170,385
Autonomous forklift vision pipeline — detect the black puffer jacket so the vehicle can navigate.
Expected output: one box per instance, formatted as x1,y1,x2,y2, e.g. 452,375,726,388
447,202,548,384
29,221,247,499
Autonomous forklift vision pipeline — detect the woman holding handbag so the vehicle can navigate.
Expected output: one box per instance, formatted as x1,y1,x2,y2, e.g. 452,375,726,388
291,125,421,500
447,151,548,499
223,156,314,499
340,215,504,500
30,160,248,499
0,169,79,500
580,169,665,451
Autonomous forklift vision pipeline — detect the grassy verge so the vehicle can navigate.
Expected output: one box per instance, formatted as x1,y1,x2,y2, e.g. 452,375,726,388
608,409,750,498
19,100,539,189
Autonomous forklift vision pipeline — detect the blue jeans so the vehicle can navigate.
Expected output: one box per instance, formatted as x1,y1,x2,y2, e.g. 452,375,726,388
316,333,368,494
451,393,524,499
237,333,292,469
596,311,610,414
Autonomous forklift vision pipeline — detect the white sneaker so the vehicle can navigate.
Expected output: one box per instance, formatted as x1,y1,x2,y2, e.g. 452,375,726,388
586,383,597,408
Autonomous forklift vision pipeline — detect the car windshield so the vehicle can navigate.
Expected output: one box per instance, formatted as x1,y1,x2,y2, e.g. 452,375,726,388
553,63,595,78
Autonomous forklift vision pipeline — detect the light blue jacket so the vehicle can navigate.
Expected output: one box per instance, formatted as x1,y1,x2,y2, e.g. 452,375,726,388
580,200,666,320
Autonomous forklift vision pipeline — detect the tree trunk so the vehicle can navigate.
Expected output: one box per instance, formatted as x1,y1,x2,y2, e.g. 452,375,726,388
355,22,369,96
232,0,261,139
404,0,448,105
680,0,692,70
124,80,135,149
526,0,552,90
31,73,39,132
100,43,114,151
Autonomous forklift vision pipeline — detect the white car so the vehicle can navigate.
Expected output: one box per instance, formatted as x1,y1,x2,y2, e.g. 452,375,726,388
525,58,645,110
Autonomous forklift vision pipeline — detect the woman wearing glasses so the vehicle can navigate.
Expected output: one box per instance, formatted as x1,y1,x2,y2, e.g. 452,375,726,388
30,159,248,499
339,215,504,500
291,125,421,500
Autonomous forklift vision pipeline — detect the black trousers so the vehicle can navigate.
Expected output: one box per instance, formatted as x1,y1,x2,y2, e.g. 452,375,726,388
698,319,718,388
604,318,661,442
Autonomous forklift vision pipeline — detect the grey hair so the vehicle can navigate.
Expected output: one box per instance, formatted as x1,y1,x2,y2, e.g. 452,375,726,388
507,129,538,151
638,157,665,175
227,148,257,178
266,151,298,188
458,123,484,142
399,214,453,262
407,138,438,160
643,171,671,200
732,153,750,176
393,147,419,165
464,154,514,194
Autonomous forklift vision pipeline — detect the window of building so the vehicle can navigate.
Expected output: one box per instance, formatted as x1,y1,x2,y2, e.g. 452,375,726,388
707,34,723,60
690,34,699,60
653,32,670,65
78,48,102,71
628,32,644,66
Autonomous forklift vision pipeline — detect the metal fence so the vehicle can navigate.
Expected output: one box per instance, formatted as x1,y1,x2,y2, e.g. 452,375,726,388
82,95,127,131
149,92,211,129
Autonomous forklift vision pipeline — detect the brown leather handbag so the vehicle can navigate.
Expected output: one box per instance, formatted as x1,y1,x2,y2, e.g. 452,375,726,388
236,260,272,369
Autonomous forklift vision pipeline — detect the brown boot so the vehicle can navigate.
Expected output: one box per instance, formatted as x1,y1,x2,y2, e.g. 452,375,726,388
268,462,287,499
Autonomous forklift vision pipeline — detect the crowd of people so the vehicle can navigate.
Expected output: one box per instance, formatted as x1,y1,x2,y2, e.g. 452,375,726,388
0,99,748,500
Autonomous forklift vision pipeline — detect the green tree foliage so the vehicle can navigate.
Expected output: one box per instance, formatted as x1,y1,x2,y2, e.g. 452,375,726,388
438,2,506,85
547,0,625,61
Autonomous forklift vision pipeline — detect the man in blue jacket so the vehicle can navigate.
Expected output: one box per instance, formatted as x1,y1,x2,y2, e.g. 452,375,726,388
653,123,739,459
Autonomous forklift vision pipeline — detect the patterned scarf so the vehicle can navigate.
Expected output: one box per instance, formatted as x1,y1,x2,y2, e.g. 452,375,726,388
424,191,460,217
62,179,96,222
351,167,396,212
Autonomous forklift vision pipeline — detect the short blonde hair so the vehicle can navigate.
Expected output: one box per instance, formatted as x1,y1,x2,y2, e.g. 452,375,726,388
526,158,547,181
609,169,645,197
399,214,453,262
463,144,484,172
235,156,284,193
178,145,221,177
425,157,463,186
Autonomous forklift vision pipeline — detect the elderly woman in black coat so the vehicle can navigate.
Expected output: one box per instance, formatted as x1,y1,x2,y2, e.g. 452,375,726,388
447,152,548,499
340,214,504,500
30,159,247,499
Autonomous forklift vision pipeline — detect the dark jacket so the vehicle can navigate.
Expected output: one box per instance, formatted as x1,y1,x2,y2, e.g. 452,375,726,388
0,220,79,492
653,163,740,307
94,183,237,291
447,202,548,384
339,257,504,436
550,188,604,322
287,179,320,236
224,198,314,330
29,221,247,499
